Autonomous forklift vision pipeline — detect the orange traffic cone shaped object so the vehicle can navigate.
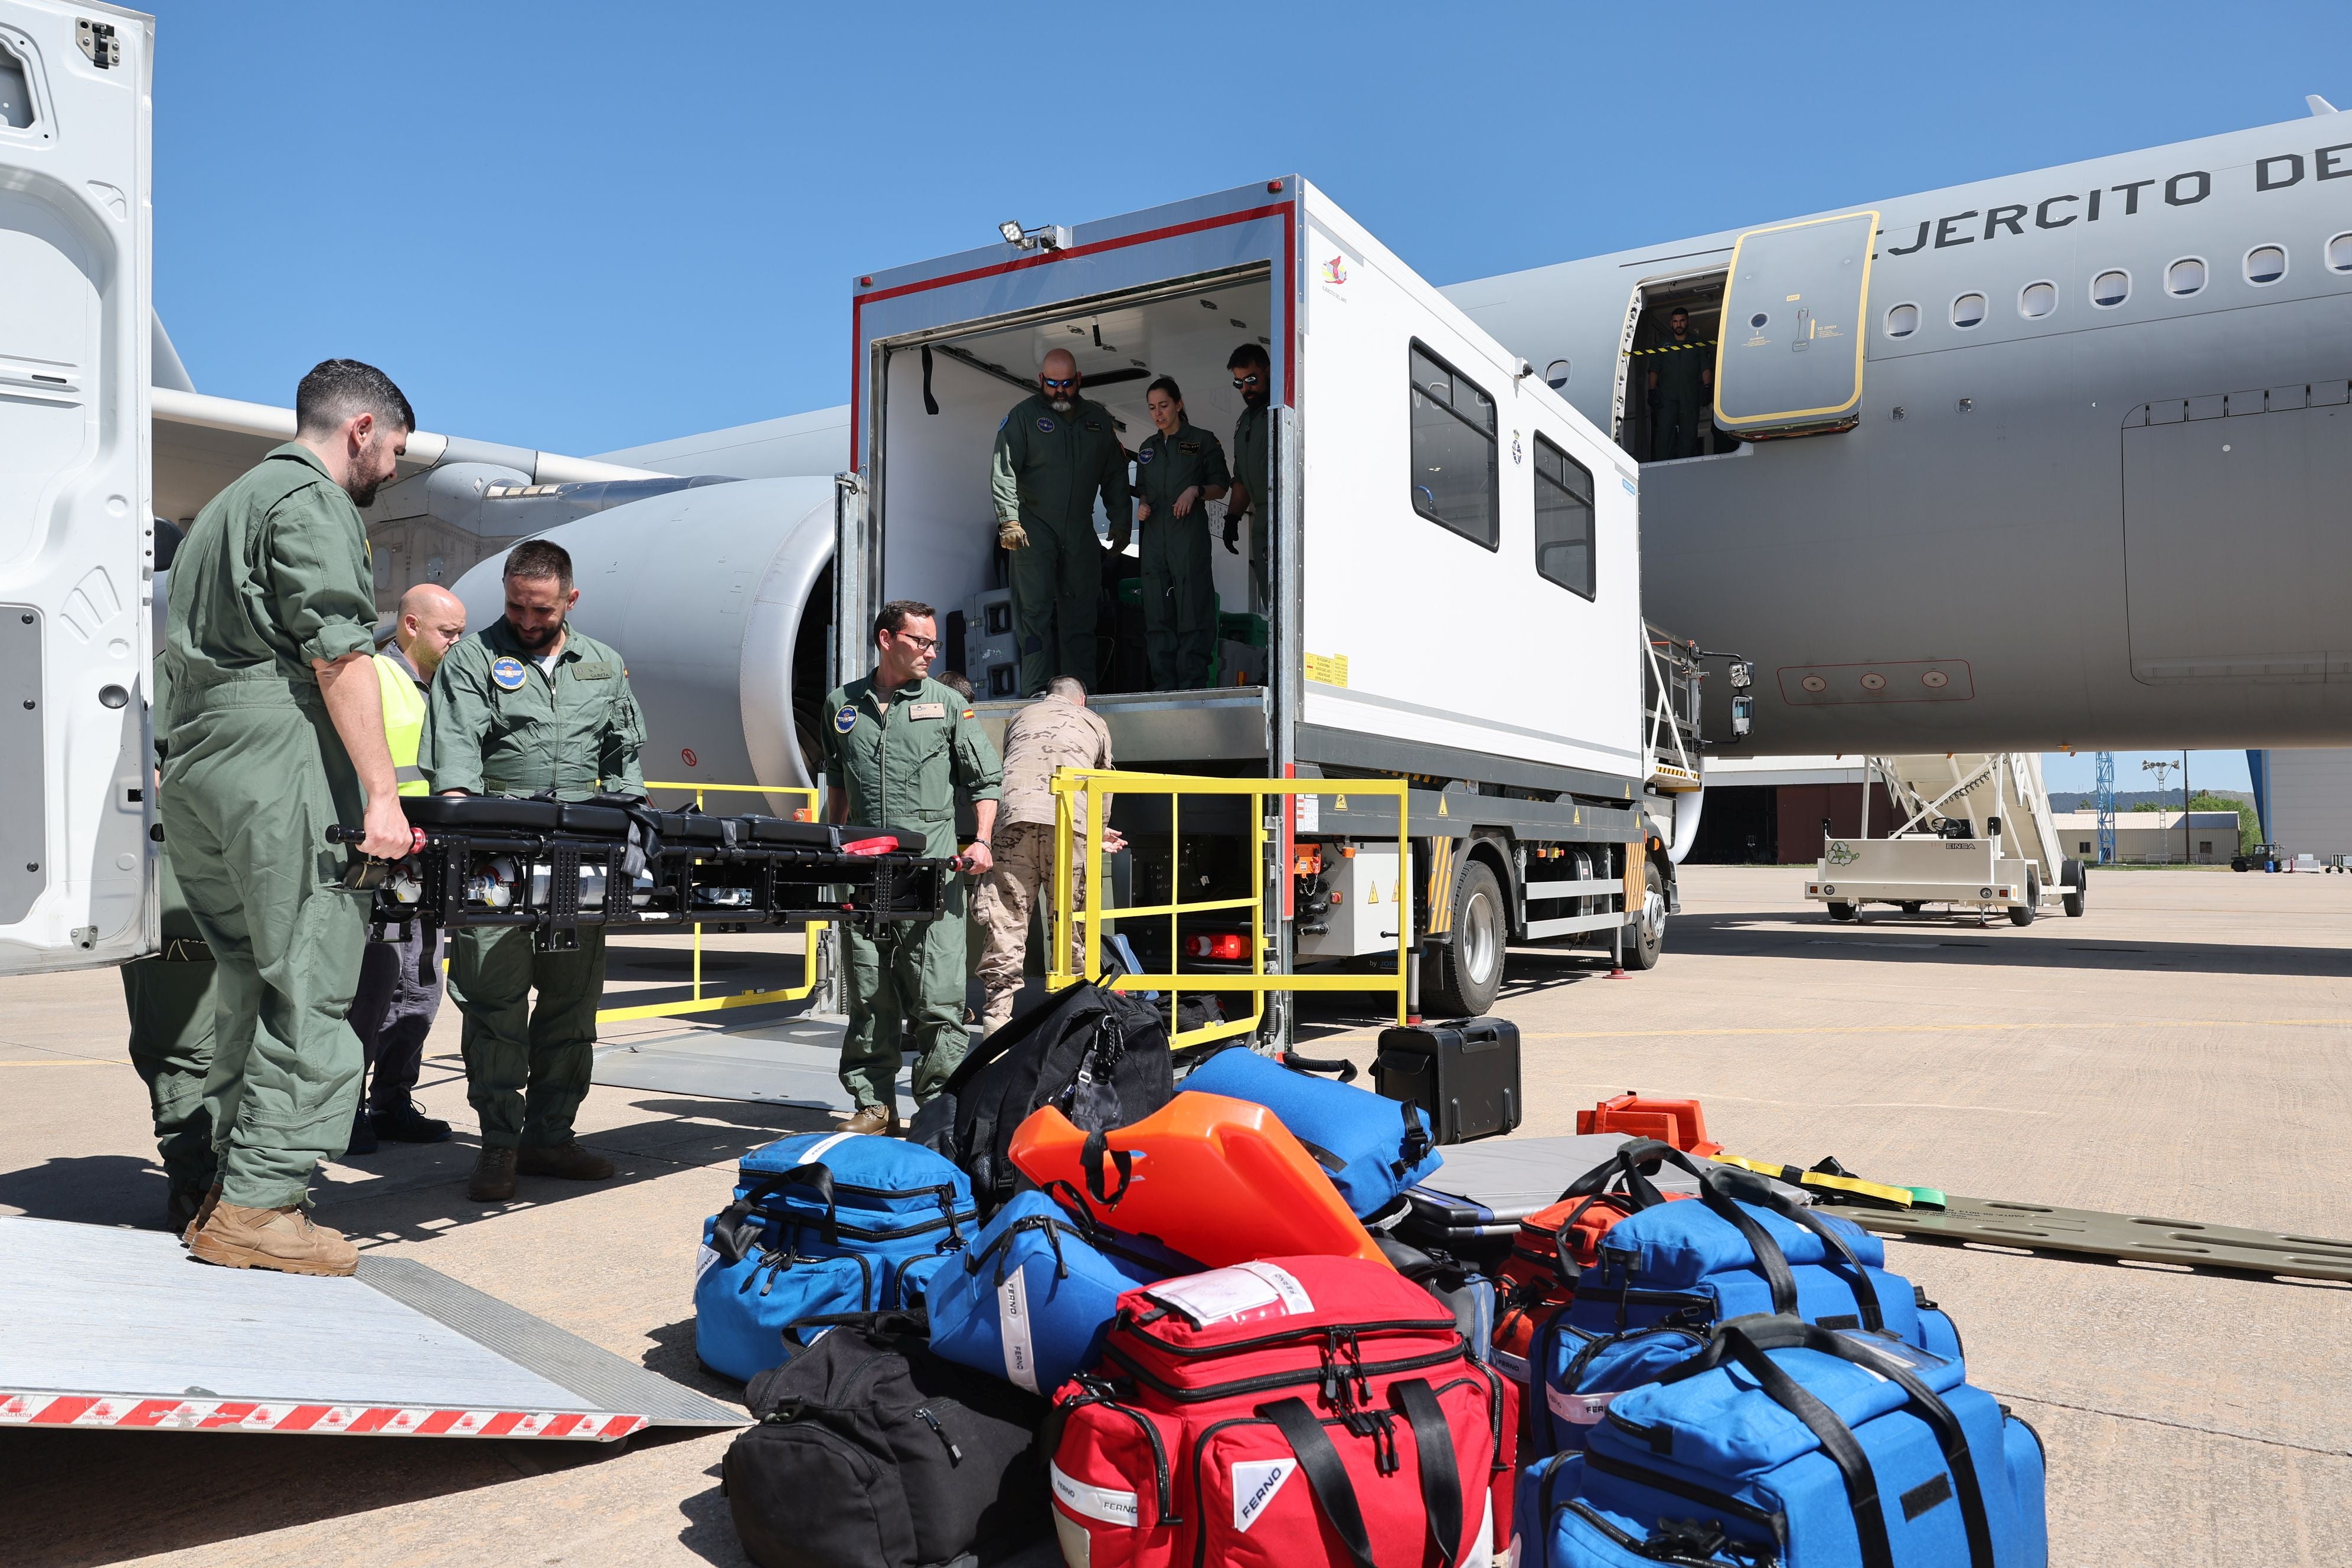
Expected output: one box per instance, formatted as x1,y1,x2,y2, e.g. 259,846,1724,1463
1008,1092,1389,1267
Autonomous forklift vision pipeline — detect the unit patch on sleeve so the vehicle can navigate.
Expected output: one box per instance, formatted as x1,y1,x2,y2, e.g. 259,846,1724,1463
490,656,527,691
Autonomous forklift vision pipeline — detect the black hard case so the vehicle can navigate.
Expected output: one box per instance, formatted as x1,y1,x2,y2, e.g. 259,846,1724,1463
1373,1016,1522,1145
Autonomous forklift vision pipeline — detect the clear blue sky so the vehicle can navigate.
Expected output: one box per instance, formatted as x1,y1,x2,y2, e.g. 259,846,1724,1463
148,2,2352,460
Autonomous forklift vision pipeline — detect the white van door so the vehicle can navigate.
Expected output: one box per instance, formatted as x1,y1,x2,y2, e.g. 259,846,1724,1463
0,3,155,975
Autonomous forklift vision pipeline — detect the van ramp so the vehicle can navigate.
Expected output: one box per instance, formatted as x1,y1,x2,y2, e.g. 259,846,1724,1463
0,1217,743,1440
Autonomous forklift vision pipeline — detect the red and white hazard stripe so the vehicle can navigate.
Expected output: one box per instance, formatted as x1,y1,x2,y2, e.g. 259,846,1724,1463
0,1389,646,1440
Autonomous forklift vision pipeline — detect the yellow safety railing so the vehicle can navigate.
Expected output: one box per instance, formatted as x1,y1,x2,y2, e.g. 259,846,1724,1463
594,780,827,1024
1048,770,1411,1049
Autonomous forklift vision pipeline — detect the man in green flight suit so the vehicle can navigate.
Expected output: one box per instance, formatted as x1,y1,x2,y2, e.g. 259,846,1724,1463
1225,342,1273,616
1647,305,1713,461
160,358,417,1277
989,348,1132,695
422,539,646,1203
1133,375,1230,690
821,599,1002,1133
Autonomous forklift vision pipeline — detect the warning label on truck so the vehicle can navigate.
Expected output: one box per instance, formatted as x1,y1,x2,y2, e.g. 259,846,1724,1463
1304,653,1349,687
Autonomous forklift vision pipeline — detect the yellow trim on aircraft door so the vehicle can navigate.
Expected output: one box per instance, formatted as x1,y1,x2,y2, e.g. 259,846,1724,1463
1712,210,1879,430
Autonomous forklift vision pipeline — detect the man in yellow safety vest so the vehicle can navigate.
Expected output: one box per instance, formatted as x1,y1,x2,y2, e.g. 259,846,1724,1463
345,583,467,1154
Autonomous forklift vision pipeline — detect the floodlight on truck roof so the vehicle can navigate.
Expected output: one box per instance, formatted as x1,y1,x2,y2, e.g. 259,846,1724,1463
999,220,1073,251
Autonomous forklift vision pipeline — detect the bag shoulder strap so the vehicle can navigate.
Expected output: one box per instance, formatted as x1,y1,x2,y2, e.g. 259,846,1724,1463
720,1161,839,1257
1259,1397,1377,1568
1393,1378,1464,1568
1664,1319,1994,1568
1609,1141,1799,1315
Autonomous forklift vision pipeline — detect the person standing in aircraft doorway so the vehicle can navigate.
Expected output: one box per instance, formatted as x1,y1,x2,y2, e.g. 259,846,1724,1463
1133,377,1230,690
990,349,1133,696
1648,306,1712,461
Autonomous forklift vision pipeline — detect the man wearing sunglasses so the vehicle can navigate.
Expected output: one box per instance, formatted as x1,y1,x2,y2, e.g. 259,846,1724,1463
1225,343,1273,615
819,599,1003,1133
989,348,1133,695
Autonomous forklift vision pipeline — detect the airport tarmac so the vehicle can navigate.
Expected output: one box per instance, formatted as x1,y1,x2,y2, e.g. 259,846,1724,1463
1,865,2346,1567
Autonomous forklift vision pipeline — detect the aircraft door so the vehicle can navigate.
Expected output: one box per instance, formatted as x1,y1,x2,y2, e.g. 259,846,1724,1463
0,3,156,975
1713,211,1877,438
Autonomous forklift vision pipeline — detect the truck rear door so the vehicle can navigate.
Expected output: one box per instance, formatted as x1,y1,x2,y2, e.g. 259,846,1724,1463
0,2,155,974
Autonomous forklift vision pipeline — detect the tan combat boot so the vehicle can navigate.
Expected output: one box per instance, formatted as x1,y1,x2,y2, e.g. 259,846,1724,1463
188,1203,359,1276
839,1104,898,1138
515,1141,615,1181
468,1146,519,1203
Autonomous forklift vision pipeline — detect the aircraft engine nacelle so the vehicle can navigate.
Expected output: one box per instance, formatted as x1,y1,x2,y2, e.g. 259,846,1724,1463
449,475,838,805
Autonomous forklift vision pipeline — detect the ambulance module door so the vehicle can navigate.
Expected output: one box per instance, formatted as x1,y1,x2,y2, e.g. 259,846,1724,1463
0,3,157,975
1712,210,1877,439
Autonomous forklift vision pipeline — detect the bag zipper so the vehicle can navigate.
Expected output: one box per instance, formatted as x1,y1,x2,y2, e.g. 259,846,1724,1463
1103,1340,1466,1404
913,1405,963,1465
1581,1449,1787,1542
1067,1392,1178,1524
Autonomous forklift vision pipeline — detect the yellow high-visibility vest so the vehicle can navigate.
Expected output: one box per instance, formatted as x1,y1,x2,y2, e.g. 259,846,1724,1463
374,651,429,796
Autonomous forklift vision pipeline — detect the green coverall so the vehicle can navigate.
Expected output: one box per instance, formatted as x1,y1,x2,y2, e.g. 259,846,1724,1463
1231,402,1270,614
120,844,221,1200
158,443,377,1210
819,673,1002,1109
989,392,1131,695
1649,328,1710,460
420,616,645,1151
1135,422,1231,690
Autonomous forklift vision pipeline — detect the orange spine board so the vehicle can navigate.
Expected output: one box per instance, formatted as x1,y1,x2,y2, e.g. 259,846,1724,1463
1007,1093,1390,1267
1574,1093,1723,1157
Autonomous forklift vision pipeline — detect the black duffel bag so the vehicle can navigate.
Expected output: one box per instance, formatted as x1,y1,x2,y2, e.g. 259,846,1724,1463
723,1311,1050,1568
909,978,1173,1217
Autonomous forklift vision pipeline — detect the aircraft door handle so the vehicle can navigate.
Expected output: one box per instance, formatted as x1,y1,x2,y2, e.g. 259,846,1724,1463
1792,308,1811,351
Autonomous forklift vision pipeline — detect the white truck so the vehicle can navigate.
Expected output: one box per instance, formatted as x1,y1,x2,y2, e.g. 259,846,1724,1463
841,178,1743,1022
1805,753,2086,925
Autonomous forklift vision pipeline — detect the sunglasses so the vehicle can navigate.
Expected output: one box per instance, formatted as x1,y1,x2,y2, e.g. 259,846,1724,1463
1231,373,1262,388
1041,377,1078,391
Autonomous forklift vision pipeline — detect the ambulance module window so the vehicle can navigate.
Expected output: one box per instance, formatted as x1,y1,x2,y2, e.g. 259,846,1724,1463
1409,342,1499,549
1531,434,1595,601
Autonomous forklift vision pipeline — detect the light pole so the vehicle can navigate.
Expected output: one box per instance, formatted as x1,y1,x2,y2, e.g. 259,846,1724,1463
2181,748,2191,864
2142,759,2178,862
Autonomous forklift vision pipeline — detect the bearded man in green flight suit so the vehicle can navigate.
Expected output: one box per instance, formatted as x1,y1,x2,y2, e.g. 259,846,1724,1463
159,359,417,1277
422,538,646,1203
989,348,1133,695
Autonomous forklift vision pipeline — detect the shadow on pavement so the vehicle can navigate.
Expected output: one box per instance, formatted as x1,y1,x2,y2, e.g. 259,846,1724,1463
0,1154,175,1232
1670,914,2352,976
677,1456,752,1566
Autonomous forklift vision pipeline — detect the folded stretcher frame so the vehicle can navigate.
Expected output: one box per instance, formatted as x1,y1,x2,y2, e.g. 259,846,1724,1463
334,796,950,950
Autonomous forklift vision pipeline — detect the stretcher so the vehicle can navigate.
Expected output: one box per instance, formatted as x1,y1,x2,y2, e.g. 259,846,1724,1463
332,795,950,951
1817,1194,2352,1283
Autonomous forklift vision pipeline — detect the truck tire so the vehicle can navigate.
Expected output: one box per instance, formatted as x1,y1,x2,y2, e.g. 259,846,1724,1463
1424,857,1504,1017
2010,868,2039,926
1899,901,1923,915
1827,901,1857,922
2061,858,2086,918
1621,859,1665,971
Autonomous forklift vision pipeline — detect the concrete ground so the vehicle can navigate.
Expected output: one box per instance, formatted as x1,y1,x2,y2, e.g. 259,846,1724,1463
2,866,2347,1566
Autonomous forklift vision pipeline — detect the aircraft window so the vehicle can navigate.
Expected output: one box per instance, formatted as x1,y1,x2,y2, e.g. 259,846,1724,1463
2330,233,2352,272
2165,257,2206,296
0,41,34,129
1408,341,1499,550
2019,281,2057,319
1951,293,1987,329
2091,270,2131,308
2245,246,2287,285
1531,433,1595,600
1884,302,1919,338
1544,358,1572,390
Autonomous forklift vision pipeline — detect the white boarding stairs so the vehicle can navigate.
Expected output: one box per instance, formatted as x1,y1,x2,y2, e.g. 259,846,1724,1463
1807,754,2084,922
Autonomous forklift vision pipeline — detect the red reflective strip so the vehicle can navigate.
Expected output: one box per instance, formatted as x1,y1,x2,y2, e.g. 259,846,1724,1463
543,1413,586,1438
117,1399,185,1427
842,836,899,857
30,1396,95,1425
600,1415,649,1439
416,1409,465,1435
199,1402,257,1429
480,1410,525,1437
277,1405,333,1432
345,1406,399,1434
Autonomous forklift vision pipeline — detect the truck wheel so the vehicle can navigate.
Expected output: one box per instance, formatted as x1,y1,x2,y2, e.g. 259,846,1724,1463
1621,860,1665,971
1827,901,1857,922
1424,857,1504,1017
2010,869,2039,926
1899,901,1922,915
2230,857,2248,872
2061,858,2086,918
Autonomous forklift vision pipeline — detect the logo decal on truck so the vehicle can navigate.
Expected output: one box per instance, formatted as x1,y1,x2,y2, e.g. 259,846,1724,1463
1322,254,1347,285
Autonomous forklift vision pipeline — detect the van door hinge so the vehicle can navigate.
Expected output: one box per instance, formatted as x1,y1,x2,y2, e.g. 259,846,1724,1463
77,18,119,68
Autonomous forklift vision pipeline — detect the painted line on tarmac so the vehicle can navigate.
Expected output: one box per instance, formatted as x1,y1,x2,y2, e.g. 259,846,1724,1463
1517,1018,2352,1040
0,1057,128,1067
